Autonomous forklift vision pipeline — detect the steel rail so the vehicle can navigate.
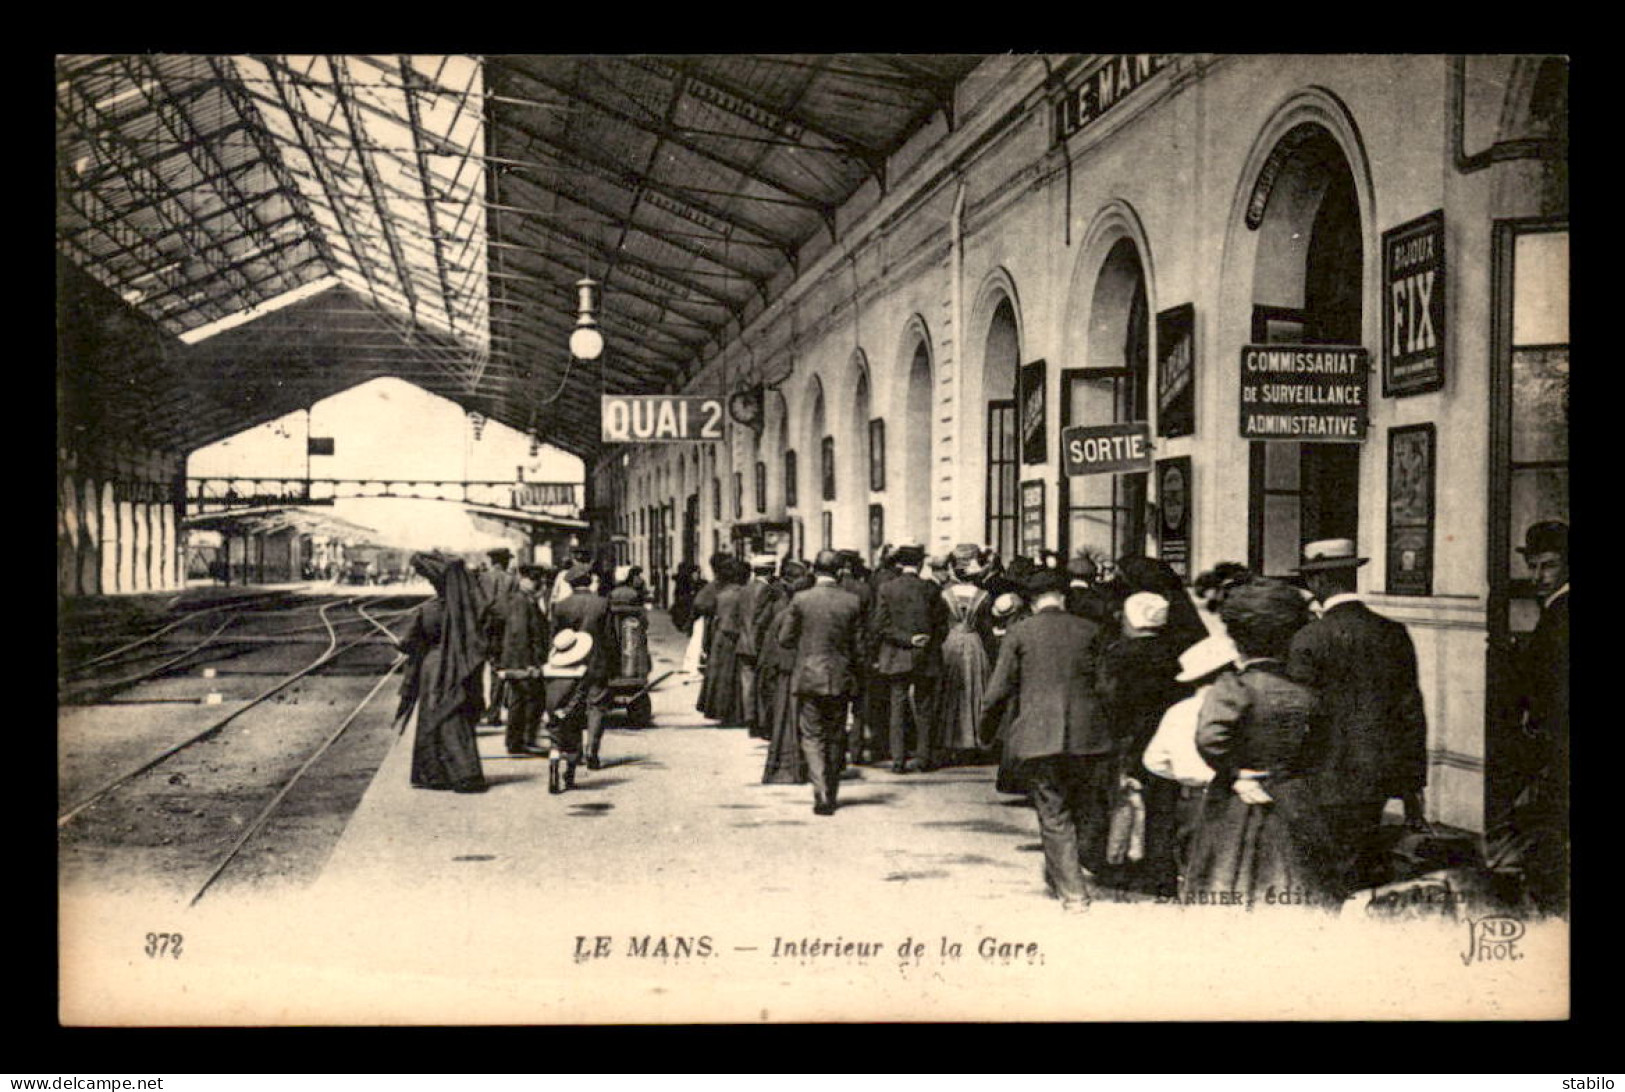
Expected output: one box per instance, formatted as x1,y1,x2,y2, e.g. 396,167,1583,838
64,592,291,673
60,595,366,684
56,599,388,829
188,650,407,908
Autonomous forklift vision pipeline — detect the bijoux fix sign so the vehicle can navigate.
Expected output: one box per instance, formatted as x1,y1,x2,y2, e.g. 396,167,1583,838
1238,345,1369,442
602,395,725,442
1062,422,1154,476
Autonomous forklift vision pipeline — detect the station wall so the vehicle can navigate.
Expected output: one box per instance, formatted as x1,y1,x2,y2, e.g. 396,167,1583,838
595,54,1568,833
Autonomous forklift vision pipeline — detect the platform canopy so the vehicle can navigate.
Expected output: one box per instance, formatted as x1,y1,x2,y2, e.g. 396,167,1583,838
56,54,985,459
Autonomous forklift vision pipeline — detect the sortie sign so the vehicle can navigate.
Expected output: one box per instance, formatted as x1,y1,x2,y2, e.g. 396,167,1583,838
1062,422,1154,476
1238,345,1370,442
601,395,726,443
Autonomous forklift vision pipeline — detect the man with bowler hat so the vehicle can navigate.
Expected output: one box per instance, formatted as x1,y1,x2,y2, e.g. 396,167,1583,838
1287,537,1429,894
980,567,1112,912
779,549,867,815
1505,519,1569,911
873,543,949,772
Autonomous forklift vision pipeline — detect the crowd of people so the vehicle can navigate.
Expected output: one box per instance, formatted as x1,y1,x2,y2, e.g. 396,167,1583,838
394,546,651,797
387,517,1568,918
684,528,1568,916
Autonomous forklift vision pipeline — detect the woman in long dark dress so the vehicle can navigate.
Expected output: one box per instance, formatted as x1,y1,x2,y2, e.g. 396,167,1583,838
692,554,725,714
1181,579,1339,908
705,557,748,724
762,562,814,784
396,552,488,793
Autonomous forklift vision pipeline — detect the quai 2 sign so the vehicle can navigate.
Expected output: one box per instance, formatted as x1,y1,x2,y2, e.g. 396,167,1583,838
601,396,725,443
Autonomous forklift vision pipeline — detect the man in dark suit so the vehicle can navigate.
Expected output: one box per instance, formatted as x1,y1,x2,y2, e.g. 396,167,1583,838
550,567,614,769
779,549,867,815
836,549,879,764
1511,519,1569,912
478,547,521,725
980,568,1112,912
497,565,551,755
1287,537,1429,894
872,544,949,773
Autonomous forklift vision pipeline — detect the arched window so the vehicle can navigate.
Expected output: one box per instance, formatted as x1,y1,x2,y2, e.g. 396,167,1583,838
984,298,1020,559
902,337,933,545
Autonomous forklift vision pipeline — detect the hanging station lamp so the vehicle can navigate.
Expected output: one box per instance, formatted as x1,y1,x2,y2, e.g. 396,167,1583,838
569,277,604,362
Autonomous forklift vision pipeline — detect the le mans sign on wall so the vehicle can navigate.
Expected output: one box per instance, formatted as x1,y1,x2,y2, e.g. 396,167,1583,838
602,395,726,443
1238,345,1369,442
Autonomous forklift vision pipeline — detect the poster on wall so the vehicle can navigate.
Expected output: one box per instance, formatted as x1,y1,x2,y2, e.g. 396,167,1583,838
1382,210,1446,397
1156,304,1195,438
1020,480,1046,557
1386,423,1435,596
869,419,886,491
1156,456,1192,580
868,504,884,551
1019,359,1047,465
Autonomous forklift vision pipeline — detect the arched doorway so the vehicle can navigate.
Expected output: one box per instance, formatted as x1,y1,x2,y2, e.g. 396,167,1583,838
902,336,933,546
1063,236,1151,563
983,299,1020,559
1247,124,1364,576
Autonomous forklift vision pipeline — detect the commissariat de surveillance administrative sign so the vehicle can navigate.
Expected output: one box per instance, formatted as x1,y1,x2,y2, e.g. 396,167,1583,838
1239,345,1370,442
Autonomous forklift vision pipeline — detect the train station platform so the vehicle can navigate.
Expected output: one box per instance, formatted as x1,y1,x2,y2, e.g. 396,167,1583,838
60,600,1566,1026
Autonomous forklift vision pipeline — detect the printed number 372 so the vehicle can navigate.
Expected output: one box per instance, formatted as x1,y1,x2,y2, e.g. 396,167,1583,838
145,932,182,959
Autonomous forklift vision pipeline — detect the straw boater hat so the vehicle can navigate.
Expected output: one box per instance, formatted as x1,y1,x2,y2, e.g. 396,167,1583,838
1175,634,1239,683
548,629,594,669
1294,538,1369,572
991,592,1022,621
951,543,985,576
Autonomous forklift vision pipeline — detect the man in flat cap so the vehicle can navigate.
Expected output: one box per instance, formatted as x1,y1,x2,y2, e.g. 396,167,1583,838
1287,538,1428,895
1504,519,1569,912
980,567,1113,912
873,544,949,773
779,549,867,815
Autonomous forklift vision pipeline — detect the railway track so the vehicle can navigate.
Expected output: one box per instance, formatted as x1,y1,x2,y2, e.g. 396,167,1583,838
57,593,428,906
